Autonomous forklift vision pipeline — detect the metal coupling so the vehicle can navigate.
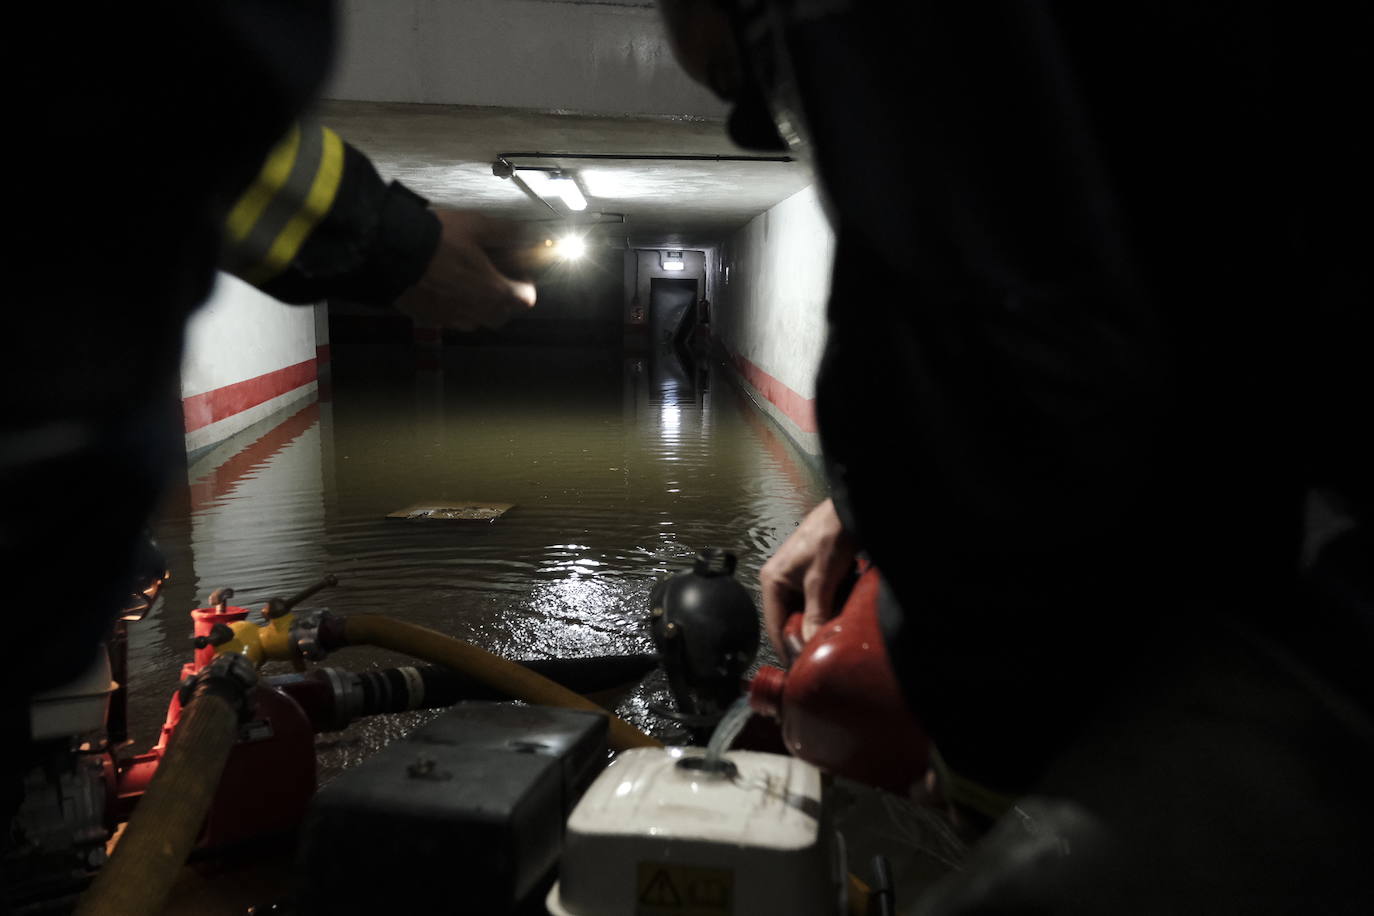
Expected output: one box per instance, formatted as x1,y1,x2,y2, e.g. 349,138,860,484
296,609,349,659
320,666,365,730
178,652,259,721
290,612,329,661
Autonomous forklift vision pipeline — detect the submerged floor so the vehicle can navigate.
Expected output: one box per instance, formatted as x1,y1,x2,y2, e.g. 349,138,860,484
136,342,825,769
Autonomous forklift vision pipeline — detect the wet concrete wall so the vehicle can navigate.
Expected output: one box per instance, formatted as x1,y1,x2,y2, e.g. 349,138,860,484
712,185,835,455
325,0,726,118
181,274,319,455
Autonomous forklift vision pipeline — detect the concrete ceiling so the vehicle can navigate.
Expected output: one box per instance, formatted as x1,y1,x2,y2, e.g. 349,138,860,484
318,100,812,250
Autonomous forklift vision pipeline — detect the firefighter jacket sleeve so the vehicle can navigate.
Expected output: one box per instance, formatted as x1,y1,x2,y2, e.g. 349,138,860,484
220,121,441,307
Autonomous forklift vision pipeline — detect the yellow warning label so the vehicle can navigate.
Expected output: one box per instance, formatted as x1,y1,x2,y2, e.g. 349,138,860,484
636,862,734,916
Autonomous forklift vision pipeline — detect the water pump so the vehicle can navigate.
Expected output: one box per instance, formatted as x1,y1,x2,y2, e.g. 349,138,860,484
648,548,759,732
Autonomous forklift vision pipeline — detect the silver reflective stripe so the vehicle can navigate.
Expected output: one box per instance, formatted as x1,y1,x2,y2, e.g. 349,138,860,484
222,121,326,277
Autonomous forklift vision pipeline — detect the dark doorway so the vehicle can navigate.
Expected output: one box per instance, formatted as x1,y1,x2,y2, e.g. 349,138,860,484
648,277,701,398
649,278,699,352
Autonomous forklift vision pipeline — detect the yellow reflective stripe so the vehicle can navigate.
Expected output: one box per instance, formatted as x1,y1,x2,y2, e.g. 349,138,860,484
242,126,345,285
225,124,302,244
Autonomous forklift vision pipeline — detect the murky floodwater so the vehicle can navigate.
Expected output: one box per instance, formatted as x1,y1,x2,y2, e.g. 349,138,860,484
134,342,824,775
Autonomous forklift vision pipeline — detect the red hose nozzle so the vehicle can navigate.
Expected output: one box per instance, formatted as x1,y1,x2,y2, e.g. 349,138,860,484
749,665,787,719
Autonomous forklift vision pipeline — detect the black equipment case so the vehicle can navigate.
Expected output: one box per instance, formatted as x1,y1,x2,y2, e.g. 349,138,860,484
297,701,608,913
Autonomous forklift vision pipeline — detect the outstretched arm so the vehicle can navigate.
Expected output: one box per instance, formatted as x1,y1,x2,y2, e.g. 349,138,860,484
220,121,533,328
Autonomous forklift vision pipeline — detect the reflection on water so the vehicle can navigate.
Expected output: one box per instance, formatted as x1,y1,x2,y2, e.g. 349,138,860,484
138,343,824,767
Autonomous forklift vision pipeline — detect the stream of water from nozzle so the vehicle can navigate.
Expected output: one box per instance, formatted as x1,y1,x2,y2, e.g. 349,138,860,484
704,696,753,769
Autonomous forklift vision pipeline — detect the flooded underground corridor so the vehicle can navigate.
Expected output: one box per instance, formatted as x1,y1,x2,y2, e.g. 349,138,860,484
1,48,985,913
136,342,826,775
15,4,1374,915
8,7,985,909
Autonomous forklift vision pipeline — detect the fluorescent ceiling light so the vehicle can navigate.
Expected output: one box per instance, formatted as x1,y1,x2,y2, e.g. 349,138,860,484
516,169,555,198
661,250,686,272
515,168,587,212
549,176,588,211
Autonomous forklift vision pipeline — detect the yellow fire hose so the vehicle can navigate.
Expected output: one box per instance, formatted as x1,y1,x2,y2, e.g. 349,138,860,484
342,614,662,751
74,685,242,916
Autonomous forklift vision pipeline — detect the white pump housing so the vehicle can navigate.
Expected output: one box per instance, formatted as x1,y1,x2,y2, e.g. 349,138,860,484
548,746,844,916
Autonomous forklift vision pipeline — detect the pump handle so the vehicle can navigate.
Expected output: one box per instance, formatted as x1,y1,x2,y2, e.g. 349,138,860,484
282,574,338,612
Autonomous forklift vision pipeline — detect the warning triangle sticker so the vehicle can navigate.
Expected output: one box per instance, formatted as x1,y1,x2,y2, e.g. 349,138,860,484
639,868,682,907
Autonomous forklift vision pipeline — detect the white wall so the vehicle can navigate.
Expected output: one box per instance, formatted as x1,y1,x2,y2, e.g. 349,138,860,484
325,0,726,118
181,274,318,453
713,185,835,454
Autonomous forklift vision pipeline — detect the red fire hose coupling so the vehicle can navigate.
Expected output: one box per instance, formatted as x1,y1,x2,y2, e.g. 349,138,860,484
178,653,259,721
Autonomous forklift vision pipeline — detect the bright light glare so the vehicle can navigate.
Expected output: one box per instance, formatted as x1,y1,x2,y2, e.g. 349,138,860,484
555,235,588,260
662,261,686,271
550,177,588,211
516,169,551,192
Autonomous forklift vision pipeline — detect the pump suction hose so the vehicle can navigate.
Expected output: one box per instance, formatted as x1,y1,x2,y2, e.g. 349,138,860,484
75,655,256,916
340,615,661,751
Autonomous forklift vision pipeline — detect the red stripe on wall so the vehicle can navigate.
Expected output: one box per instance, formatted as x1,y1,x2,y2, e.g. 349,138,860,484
182,358,318,433
730,351,818,434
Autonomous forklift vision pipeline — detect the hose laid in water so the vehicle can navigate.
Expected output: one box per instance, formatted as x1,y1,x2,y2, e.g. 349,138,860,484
341,614,661,751
74,657,254,916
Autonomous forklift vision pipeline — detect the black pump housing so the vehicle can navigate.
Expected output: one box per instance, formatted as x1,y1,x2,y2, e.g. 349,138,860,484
298,702,607,914
650,548,760,724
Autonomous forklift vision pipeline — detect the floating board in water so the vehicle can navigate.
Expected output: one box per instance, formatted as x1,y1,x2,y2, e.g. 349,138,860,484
387,502,514,521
